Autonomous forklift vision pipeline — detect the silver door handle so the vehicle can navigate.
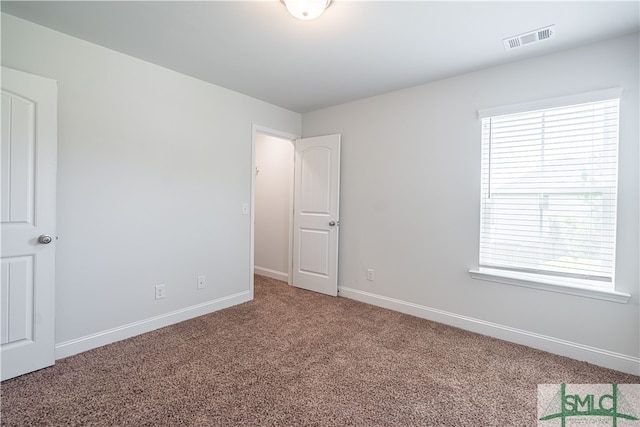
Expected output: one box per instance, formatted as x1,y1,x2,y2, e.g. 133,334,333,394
38,234,53,244
329,221,338,227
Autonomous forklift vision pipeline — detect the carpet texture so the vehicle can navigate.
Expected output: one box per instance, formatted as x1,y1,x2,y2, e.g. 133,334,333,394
1,275,638,426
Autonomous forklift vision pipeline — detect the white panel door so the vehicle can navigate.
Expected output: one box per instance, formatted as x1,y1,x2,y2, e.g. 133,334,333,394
1,67,57,381
292,134,340,296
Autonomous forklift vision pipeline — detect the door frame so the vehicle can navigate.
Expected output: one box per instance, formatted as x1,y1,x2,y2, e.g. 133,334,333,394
250,124,299,295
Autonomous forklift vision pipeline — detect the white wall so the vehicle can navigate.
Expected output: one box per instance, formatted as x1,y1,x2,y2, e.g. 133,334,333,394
303,33,640,374
1,14,301,356
254,133,294,281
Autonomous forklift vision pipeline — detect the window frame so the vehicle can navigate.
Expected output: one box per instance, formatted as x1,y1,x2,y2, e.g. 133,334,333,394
469,88,630,304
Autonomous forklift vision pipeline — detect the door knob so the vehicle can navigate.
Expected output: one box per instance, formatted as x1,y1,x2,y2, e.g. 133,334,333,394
329,221,337,227
38,234,53,244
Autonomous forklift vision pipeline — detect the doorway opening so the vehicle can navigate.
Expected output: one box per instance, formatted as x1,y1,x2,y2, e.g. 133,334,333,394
251,126,341,297
252,127,296,291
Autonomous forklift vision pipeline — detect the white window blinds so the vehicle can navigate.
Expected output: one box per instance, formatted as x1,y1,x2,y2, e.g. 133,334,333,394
479,93,620,286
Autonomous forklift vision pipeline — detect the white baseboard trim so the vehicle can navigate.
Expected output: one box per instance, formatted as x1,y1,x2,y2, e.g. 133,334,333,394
338,286,640,376
55,291,252,360
254,266,288,282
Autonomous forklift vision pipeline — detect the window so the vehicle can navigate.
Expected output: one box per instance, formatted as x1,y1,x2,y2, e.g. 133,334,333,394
474,89,625,298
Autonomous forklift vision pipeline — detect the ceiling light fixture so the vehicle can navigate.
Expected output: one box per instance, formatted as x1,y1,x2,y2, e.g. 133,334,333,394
283,0,331,21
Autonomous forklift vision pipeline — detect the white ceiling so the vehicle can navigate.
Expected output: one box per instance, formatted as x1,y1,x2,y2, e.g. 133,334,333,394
2,1,639,113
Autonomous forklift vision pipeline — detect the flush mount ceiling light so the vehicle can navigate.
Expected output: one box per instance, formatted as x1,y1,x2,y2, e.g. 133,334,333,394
283,0,331,20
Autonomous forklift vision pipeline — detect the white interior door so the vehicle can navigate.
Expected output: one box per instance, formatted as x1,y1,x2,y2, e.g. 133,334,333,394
1,67,57,381
292,134,340,296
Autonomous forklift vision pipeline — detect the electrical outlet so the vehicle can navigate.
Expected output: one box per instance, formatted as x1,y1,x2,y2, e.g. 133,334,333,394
197,275,206,290
367,269,375,281
155,284,166,300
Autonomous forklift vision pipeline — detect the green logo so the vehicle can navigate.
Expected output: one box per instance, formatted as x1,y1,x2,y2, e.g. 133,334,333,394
538,384,640,427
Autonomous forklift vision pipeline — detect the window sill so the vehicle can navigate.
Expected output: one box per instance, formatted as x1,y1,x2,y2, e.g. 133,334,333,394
469,268,631,304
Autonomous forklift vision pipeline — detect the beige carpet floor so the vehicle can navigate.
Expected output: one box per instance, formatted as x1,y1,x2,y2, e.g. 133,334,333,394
1,275,637,426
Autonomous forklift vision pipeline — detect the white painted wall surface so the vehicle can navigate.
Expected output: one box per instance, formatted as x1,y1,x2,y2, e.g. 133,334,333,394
254,133,294,281
1,14,301,355
303,33,640,374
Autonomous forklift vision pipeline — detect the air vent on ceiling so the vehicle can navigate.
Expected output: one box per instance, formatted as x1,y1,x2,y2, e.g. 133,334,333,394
503,25,556,51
